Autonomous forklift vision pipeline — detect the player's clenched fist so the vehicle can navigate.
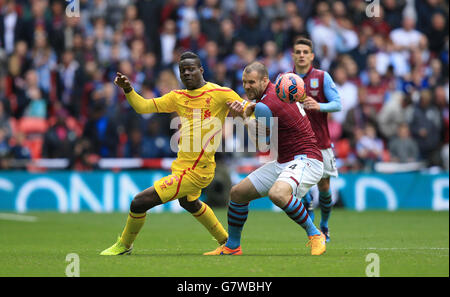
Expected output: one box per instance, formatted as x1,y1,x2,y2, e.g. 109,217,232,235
226,101,244,118
243,102,256,119
114,72,133,93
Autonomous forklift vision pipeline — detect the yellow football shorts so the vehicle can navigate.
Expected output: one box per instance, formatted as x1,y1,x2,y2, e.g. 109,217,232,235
154,168,215,203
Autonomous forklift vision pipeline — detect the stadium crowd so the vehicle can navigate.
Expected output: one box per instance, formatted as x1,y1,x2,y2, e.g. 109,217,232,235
0,0,448,172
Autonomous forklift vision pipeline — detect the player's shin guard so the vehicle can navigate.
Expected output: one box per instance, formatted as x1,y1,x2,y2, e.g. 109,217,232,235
193,202,228,245
120,211,147,248
226,201,249,249
319,190,332,229
281,195,321,237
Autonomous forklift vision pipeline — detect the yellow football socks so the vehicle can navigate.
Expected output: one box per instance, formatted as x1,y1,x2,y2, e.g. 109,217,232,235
120,211,147,248
193,202,228,245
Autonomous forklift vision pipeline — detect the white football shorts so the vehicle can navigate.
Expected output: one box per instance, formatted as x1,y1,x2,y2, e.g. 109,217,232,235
321,148,338,178
248,155,324,198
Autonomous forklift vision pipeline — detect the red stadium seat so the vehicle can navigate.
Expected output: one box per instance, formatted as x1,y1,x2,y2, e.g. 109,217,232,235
18,117,48,134
335,138,351,159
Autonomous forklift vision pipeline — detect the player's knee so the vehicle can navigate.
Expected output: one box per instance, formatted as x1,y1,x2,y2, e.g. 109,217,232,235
268,187,289,208
179,198,202,213
230,185,247,204
130,191,161,213
229,185,239,201
317,178,330,192
130,196,147,213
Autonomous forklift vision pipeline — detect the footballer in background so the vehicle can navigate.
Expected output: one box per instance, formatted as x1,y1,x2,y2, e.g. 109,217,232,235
292,37,342,242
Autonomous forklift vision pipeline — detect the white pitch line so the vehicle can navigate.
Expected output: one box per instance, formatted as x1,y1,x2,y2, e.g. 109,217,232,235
0,213,38,222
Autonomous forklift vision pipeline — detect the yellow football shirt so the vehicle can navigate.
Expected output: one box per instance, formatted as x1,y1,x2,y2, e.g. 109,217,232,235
125,82,247,178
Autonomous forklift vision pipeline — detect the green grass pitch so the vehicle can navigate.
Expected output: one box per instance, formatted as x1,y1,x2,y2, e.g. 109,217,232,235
0,209,448,277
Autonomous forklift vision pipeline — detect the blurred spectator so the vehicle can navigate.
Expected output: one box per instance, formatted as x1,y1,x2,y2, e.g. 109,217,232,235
309,10,337,70
409,89,442,166
92,17,114,66
26,0,52,49
222,0,259,29
160,19,178,66
211,62,233,88
199,0,222,44
286,13,308,49
382,0,407,29
0,99,12,139
124,127,144,158
261,40,283,82
143,120,175,158
14,68,47,119
57,50,84,117
8,131,31,160
415,0,448,36
82,100,119,158
401,66,429,103
348,25,374,75
218,18,237,58
335,17,359,54
8,39,32,83
200,40,220,81
377,91,414,140
0,0,26,55
342,87,378,142
364,68,388,112
22,85,46,118
332,65,358,124
71,137,99,171
236,16,264,48
426,58,446,88
121,4,139,44
177,0,199,39
373,35,409,77
180,19,208,53
48,0,65,59
31,30,57,96
258,0,286,30
427,12,449,56
388,122,420,163
265,17,288,52
389,15,424,58
355,123,384,171
0,127,10,162
42,108,78,159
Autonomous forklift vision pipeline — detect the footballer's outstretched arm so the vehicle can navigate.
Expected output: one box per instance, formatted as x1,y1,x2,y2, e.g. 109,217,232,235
114,72,174,114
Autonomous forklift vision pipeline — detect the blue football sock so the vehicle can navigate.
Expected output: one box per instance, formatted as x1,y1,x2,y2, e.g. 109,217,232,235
319,190,332,229
281,195,321,237
302,191,313,204
225,201,249,249
302,191,315,222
